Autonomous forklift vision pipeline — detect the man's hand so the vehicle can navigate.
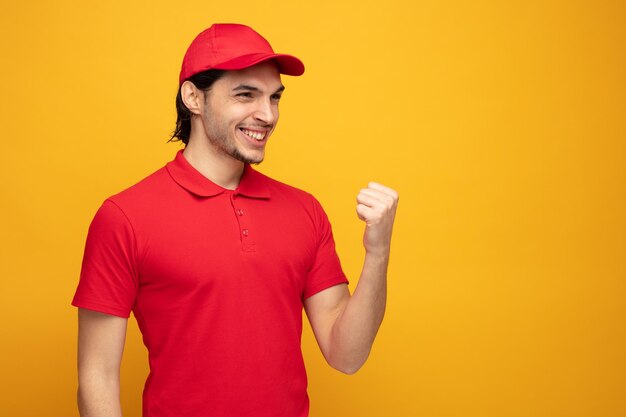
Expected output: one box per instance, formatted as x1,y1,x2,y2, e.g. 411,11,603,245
356,182,399,256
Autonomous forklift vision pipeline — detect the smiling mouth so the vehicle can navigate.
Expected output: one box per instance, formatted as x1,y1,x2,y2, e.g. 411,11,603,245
240,128,267,141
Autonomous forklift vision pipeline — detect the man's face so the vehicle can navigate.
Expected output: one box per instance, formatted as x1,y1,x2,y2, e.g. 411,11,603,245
199,61,284,165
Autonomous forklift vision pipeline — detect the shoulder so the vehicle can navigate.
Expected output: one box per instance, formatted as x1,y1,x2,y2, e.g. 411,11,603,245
250,168,322,208
249,168,330,227
85,162,175,231
105,165,172,211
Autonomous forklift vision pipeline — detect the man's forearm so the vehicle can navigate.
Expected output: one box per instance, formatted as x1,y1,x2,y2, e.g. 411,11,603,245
78,375,122,417
328,250,388,374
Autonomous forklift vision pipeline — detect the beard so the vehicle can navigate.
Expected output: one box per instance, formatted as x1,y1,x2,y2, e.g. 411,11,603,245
223,143,263,165
202,108,265,165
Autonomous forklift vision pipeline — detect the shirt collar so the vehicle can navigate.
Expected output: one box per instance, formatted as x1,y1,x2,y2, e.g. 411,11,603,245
166,150,271,199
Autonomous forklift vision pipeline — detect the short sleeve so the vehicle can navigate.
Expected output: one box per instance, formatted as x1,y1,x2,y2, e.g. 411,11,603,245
72,200,139,318
302,196,349,299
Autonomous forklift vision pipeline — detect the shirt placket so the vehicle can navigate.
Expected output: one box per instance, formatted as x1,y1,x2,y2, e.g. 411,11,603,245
230,192,256,252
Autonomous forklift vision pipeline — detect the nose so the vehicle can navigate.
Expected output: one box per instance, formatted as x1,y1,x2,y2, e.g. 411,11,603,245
253,97,277,126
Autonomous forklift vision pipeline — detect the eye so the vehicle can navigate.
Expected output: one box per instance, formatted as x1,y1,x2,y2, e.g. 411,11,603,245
270,94,282,102
236,92,253,98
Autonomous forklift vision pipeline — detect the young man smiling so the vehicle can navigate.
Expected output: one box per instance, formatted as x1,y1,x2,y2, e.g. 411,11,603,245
73,24,398,417
182,61,283,183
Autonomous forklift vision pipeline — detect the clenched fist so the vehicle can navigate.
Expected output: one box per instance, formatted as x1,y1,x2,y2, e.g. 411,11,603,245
356,182,399,256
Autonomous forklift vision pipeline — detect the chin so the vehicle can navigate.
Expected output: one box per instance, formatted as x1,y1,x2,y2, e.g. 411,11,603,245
247,154,265,165
232,149,265,165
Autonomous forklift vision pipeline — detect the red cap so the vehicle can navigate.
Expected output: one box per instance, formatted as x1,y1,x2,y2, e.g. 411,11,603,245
179,24,305,84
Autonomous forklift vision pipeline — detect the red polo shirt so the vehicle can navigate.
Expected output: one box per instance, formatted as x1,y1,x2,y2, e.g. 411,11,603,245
72,150,348,417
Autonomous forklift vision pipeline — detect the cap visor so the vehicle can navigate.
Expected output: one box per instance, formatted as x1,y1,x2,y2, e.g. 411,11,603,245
214,53,305,76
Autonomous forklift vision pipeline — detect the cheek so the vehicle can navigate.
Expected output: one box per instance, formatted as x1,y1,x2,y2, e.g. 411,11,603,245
232,105,258,124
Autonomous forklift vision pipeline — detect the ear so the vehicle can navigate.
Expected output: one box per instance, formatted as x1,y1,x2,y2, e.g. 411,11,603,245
180,81,204,115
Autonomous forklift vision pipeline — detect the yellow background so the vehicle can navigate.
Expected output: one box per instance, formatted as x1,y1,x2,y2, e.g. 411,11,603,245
1,0,624,416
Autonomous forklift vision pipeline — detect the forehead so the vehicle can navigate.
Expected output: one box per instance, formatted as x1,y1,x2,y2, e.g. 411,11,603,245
218,61,283,90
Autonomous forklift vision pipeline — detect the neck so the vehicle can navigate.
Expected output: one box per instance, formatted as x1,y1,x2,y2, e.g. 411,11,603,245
182,137,245,191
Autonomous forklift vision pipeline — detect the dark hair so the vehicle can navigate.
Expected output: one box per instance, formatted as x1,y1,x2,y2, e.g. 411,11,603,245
169,69,226,145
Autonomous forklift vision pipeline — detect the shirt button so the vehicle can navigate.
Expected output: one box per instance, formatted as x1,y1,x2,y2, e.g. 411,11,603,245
236,209,244,216
242,229,249,237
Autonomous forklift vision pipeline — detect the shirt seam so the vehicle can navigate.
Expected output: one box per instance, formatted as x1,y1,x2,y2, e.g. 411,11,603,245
104,199,143,281
303,273,349,300
72,296,131,318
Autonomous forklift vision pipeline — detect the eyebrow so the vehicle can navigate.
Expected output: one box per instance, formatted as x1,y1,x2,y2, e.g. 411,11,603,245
233,84,285,94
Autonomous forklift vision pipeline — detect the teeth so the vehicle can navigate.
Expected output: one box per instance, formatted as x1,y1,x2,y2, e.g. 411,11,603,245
241,128,265,141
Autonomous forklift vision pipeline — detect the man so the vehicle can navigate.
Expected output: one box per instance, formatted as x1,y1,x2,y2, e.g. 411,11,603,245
73,23,398,417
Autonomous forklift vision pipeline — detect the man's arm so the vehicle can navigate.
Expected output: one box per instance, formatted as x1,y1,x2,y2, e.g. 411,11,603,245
304,182,398,374
77,308,127,417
